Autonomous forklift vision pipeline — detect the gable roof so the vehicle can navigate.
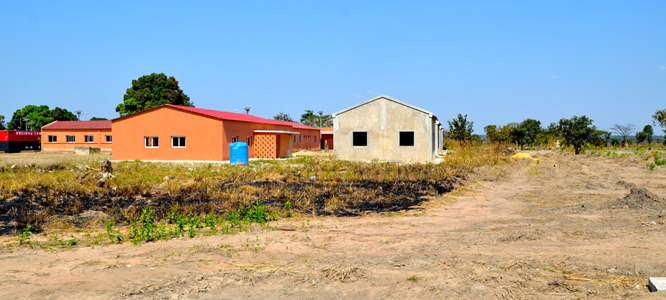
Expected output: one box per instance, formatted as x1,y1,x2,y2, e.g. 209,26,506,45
332,95,434,118
113,104,290,127
42,120,112,130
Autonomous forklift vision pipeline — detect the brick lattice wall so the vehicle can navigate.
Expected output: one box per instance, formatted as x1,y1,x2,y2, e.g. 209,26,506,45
254,134,277,158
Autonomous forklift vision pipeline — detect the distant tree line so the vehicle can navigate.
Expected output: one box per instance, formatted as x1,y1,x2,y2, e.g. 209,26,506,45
448,109,666,155
272,110,333,127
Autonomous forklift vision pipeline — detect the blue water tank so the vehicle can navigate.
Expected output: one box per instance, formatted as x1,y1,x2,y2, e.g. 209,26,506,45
230,142,249,165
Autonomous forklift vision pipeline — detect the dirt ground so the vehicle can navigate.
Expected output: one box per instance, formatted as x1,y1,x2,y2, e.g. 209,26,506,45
1,150,665,299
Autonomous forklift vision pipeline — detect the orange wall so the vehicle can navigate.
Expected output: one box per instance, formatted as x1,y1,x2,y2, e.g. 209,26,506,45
292,128,320,151
112,107,224,161
112,106,297,162
41,129,112,152
220,120,294,160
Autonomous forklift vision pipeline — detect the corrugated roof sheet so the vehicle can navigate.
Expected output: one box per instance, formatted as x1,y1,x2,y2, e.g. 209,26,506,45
166,105,289,126
42,120,112,130
277,121,321,131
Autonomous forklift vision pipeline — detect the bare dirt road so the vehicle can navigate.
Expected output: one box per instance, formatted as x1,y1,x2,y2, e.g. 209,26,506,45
1,151,665,299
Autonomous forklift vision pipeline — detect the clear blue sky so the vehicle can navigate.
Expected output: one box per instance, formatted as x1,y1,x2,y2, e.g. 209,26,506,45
1,1,665,133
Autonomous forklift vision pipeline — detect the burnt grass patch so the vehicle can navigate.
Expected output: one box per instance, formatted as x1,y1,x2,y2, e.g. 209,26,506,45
0,176,465,235
0,147,505,235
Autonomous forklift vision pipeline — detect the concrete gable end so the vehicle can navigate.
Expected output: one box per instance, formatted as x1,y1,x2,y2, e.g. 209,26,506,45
333,95,442,163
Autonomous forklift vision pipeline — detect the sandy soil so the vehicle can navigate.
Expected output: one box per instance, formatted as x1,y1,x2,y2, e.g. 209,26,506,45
1,150,665,299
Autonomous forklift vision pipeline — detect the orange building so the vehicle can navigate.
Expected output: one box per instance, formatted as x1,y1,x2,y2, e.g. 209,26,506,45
282,122,320,151
319,127,334,150
41,121,112,153
111,105,301,162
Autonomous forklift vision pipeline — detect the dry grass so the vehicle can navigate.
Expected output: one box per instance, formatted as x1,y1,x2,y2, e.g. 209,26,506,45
0,147,508,234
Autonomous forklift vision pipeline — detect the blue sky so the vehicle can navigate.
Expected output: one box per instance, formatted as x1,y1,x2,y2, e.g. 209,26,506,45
1,1,665,133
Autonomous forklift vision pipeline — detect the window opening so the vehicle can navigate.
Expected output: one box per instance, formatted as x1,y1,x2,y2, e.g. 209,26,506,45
352,132,367,146
399,131,415,146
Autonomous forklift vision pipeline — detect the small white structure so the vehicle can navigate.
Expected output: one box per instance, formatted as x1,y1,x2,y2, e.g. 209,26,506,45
649,277,666,292
332,95,443,163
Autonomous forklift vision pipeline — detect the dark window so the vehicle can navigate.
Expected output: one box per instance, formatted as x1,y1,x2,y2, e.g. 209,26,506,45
85,135,94,143
399,131,415,146
105,135,112,143
172,136,186,148
352,132,367,146
232,136,238,143
293,135,297,143
247,137,252,146
66,135,75,143
145,137,159,148
299,135,302,143
48,135,57,142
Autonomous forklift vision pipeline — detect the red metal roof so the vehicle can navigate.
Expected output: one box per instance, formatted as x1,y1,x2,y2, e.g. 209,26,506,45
278,121,321,131
42,120,112,130
166,105,290,126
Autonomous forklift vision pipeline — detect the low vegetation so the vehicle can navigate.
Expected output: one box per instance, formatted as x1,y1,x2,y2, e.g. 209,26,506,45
0,146,506,247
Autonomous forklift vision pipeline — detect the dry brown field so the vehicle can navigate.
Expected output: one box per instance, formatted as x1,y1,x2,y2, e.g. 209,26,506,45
0,149,665,299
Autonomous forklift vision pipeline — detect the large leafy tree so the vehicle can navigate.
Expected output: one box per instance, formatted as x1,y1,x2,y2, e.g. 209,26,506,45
447,113,474,146
518,119,542,148
8,105,77,131
273,112,295,122
554,115,596,155
643,125,654,144
484,124,514,145
484,125,500,143
116,73,193,116
300,110,332,127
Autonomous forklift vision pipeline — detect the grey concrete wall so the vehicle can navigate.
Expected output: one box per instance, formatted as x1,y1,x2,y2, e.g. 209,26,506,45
334,97,436,162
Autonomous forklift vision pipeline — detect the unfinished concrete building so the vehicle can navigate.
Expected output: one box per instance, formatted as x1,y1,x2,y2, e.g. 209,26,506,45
332,95,443,163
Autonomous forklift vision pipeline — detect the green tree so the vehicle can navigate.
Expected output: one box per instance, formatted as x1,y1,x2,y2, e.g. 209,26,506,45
116,73,192,116
7,105,77,131
0,115,5,130
485,124,513,145
300,110,332,127
510,124,528,149
90,117,108,121
643,124,654,145
484,125,499,143
653,109,666,134
447,113,474,146
300,110,316,126
555,115,597,155
273,112,294,122
509,119,543,150
50,107,77,122
520,119,542,148
592,130,611,147
636,131,648,144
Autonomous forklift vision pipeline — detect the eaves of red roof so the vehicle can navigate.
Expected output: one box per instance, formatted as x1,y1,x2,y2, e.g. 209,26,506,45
278,121,320,131
42,120,112,130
